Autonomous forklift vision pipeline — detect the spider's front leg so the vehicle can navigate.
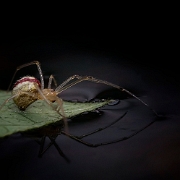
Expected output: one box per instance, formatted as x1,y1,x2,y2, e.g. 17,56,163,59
55,96,64,114
48,75,58,89
34,84,65,118
0,93,20,111
35,84,68,130
55,75,82,91
55,75,159,117
54,96,69,131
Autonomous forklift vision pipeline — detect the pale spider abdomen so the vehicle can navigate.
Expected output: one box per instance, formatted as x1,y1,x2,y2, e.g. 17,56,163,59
12,76,41,110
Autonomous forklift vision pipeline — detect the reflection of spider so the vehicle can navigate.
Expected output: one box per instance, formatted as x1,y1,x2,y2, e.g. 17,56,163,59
0,61,159,160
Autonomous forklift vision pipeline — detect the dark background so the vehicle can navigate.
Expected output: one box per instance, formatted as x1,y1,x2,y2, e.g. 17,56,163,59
0,18,178,88
0,9,180,180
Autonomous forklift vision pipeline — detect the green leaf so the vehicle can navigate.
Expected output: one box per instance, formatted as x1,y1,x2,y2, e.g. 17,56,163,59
0,90,110,138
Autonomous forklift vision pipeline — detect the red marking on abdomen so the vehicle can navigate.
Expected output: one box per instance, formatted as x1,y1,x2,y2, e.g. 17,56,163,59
13,77,41,88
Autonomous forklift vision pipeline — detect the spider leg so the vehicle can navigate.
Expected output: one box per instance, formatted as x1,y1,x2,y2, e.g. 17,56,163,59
34,83,68,132
34,83,66,118
61,118,156,147
55,97,63,112
55,96,69,132
48,75,58,89
55,75,81,90
8,61,44,91
0,90,39,111
55,75,159,117
0,93,19,110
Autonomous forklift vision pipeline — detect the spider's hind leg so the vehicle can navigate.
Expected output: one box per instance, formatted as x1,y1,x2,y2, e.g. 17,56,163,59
0,94,18,111
0,90,37,111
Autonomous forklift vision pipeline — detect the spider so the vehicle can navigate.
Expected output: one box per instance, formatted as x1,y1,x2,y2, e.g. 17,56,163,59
0,61,159,155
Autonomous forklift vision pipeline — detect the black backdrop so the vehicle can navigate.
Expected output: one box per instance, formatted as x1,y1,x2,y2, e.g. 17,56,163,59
0,16,179,180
